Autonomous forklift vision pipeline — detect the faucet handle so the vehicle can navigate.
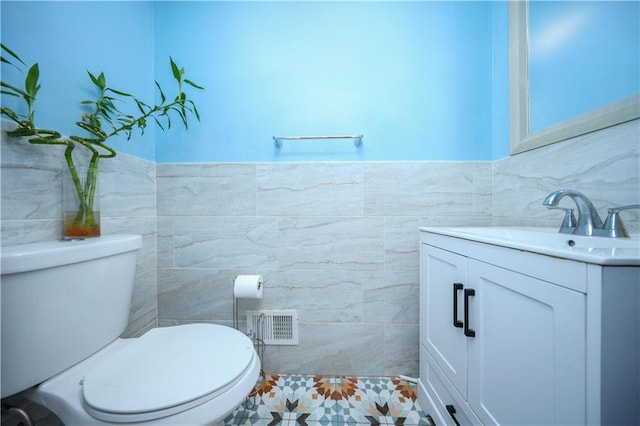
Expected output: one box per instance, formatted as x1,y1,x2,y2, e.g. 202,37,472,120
546,206,577,233
603,205,640,238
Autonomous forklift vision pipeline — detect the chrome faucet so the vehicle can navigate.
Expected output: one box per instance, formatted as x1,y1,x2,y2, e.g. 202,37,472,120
543,189,604,236
543,189,638,238
602,205,640,238
545,206,577,233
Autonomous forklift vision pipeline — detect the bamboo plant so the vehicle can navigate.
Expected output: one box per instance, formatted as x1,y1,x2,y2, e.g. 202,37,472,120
1,44,203,237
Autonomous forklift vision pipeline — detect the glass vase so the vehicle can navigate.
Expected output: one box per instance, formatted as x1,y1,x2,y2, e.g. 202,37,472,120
62,167,101,238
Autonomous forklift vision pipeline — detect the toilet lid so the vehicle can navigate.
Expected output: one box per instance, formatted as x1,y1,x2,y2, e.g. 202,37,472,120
82,324,255,422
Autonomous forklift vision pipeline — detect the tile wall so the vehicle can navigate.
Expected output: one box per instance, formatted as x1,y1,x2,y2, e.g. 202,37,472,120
1,118,638,377
494,119,640,232
156,161,492,377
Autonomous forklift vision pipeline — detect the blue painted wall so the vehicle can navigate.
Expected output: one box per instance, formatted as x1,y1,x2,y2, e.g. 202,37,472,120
2,1,508,162
0,1,156,160
154,1,496,162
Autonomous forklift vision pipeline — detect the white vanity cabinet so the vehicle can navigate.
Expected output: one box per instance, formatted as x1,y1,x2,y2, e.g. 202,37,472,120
418,228,640,426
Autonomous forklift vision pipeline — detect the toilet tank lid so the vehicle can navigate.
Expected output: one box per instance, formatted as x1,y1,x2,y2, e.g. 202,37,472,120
1,234,142,275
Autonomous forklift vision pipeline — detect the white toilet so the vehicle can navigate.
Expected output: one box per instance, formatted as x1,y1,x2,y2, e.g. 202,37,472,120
1,234,260,425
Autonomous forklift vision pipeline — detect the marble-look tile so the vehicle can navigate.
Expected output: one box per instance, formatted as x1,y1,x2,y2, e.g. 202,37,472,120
364,162,476,217
277,217,384,270
102,216,158,338
363,270,419,325
102,216,157,275
157,268,238,321
157,268,363,325
157,319,178,328
1,122,67,168
1,165,62,220
132,319,158,338
157,216,175,267
157,163,256,216
473,162,493,216
264,323,385,376
173,216,278,269
101,154,156,217
0,219,61,245
384,216,492,271
122,268,158,338
493,120,640,226
256,163,363,216
384,324,419,377
2,129,156,221
239,269,364,323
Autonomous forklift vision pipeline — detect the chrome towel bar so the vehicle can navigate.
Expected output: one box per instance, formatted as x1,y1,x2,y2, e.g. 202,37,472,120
273,134,363,148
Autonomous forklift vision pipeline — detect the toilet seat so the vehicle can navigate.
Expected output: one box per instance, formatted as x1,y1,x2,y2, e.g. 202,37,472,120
81,324,256,423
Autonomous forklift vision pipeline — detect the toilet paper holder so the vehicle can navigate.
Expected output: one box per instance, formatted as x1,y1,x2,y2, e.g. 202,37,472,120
232,275,263,330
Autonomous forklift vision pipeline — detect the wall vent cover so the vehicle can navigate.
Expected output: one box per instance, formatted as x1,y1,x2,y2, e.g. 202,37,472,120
246,310,299,345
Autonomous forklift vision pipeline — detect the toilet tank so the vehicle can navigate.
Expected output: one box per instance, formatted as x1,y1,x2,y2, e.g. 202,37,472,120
1,234,142,398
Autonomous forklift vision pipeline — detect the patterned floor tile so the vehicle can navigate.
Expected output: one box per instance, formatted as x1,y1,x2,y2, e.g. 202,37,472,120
224,375,429,426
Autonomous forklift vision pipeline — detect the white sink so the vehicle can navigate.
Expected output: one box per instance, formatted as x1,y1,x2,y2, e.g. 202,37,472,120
420,226,640,265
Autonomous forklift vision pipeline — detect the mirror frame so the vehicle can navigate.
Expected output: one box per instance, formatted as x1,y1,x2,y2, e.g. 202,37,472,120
509,0,640,155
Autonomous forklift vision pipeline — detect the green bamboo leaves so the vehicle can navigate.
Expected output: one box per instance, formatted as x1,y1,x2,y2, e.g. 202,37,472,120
1,44,203,149
166,56,203,130
1,44,40,128
0,44,25,67
0,45,203,237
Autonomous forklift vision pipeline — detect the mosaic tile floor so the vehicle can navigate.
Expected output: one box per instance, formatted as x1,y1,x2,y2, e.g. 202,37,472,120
224,374,430,426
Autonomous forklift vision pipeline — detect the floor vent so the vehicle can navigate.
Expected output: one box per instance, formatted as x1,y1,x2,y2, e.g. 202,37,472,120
246,310,299,345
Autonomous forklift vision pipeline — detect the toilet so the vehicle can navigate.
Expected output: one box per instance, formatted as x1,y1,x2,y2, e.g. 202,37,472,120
1,234,260,425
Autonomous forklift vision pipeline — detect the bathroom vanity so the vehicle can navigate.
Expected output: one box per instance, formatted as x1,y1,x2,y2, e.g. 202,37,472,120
418,227,640,426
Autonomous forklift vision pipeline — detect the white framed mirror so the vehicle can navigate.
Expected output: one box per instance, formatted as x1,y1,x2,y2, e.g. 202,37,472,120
509,1,639,155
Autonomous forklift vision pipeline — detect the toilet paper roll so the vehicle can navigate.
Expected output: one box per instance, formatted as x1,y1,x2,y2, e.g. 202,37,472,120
233,275,264,299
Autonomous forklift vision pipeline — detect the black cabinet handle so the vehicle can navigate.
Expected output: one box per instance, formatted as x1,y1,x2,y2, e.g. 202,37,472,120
453,283,463,328
446,404,461,426
464,288,476,338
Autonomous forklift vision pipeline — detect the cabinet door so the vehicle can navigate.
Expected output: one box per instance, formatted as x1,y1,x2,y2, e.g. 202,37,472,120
421,244,468,398
467,259,586,426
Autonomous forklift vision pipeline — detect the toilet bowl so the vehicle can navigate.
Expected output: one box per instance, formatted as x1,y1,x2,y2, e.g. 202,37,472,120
27,324,260,425
1,235,260,425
